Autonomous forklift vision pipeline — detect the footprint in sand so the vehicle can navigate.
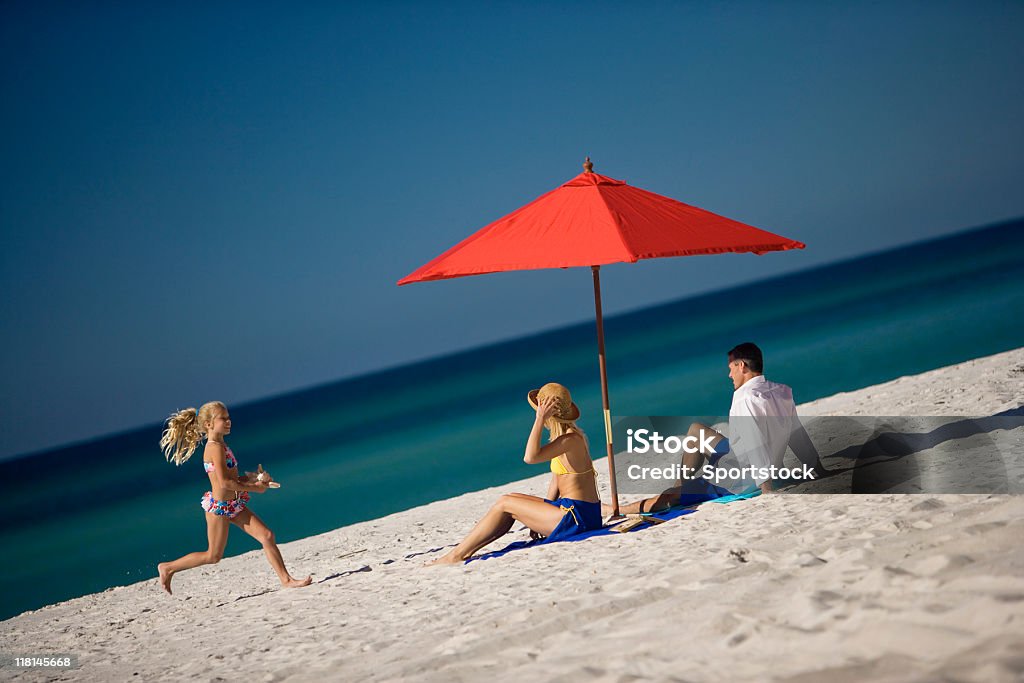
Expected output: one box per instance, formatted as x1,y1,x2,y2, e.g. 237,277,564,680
798,553,828,567
812,590,843,607
911,554,974,576
911,497,946,512
963,521,1008,536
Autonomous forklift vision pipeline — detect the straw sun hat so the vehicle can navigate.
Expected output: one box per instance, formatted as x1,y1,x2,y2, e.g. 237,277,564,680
527,382,581,423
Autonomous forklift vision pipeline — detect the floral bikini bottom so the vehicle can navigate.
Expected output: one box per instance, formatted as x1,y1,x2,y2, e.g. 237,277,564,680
200,491,250,518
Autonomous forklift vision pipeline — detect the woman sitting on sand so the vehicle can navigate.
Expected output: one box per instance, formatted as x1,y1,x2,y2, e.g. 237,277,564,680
429,383,602,564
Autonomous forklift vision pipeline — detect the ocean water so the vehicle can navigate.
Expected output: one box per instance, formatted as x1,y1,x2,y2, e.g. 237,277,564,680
2,219,1022,620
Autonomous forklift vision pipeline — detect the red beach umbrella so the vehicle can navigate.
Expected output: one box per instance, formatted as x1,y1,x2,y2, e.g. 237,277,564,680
399,159,805,515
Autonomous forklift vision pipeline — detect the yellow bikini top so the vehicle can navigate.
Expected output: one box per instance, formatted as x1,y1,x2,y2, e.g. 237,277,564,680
550,455,595,476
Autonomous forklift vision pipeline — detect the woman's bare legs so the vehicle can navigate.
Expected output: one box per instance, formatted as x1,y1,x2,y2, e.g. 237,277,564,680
157,513,230,594
232,509,312,588
428,493,568,565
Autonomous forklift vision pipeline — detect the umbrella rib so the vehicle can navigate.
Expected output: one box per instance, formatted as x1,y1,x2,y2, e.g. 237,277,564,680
590,183,639,264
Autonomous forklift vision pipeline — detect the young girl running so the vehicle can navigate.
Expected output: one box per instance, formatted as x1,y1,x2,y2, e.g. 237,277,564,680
157,401,311,594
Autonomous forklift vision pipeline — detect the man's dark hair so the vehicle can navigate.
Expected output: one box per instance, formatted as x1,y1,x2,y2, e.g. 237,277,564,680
728,342,763,374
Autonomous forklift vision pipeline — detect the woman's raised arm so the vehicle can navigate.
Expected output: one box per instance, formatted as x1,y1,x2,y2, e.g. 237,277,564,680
524,397,564,464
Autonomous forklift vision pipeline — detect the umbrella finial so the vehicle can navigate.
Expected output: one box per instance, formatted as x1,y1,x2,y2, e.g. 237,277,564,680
583,156,593,173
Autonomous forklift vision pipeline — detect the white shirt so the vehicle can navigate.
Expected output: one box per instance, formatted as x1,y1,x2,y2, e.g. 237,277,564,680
728,375,818,485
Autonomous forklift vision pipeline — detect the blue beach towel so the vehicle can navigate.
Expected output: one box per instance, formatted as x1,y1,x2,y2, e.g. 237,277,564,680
467,487,760,563
708,490,762,504
467,506,693,563
676,477,736,506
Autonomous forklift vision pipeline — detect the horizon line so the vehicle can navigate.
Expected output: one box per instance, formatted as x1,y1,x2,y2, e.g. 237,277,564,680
4,214,1020,463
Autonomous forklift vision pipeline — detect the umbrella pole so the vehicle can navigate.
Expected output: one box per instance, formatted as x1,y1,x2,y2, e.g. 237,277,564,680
591,266,621,518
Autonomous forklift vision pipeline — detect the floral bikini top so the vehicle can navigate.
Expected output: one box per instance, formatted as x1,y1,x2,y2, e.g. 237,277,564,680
203,446,238,473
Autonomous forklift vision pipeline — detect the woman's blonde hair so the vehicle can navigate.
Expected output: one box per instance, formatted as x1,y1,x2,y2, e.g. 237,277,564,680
160,401,226,466
547,419,588,451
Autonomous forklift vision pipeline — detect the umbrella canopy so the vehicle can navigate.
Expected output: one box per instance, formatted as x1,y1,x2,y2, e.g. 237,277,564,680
399,160,805,516
398,166,804,285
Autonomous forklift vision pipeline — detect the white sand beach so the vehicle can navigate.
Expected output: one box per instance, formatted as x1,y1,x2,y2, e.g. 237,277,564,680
3,349,1023,682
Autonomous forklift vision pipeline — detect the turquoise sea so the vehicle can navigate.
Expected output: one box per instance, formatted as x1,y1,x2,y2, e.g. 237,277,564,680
2,219,1022,620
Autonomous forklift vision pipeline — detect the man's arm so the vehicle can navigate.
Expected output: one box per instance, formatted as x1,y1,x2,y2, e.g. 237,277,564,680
730,398,774,492
789,419,826,474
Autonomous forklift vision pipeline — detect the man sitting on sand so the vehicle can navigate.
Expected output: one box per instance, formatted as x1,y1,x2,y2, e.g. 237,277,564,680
611,342,827,514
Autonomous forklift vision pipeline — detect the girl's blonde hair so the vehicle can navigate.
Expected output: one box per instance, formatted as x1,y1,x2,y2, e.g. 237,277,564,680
160,401,226,466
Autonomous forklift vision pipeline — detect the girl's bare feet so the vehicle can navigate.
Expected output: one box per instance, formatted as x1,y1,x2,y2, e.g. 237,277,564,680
157,563,174,595
283,575,312,588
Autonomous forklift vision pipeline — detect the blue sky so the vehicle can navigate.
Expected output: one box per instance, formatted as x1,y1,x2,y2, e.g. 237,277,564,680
2,1,1023,458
